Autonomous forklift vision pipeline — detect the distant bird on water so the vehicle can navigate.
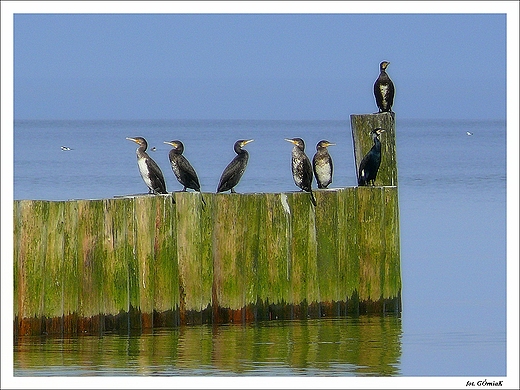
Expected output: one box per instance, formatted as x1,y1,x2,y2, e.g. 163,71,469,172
164,140,205,206
217,139,254,193
60,146,72,151
312,140,335,189
466,131,473,136
374,61,395,113
126,136,167,194
358,128,385,186
285,138,317,206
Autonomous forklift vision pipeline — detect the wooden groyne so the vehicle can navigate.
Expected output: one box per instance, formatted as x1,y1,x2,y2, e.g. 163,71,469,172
13,113,401,336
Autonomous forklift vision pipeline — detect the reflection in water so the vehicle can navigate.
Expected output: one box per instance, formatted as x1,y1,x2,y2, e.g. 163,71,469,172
14,316,402,376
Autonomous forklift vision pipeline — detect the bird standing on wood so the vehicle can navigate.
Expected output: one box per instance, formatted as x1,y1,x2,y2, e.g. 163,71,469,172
285,138,316,206
312,140,335,189
217,139,254,193
164,140,205,206
374,61,395,113
126,136,167,194
358,128,385,186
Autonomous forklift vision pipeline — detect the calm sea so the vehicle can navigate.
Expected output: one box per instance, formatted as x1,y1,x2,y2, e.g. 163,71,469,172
12,118,506,377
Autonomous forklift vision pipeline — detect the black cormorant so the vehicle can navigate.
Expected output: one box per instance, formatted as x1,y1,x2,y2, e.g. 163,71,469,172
164,140,205,206
216,139,254,193
126,136,167,194
312,140,335,189
358,128,385,186
285,138,316,206
374,61,395,113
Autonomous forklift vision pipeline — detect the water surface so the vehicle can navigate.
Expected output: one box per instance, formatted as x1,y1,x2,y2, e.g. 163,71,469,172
12,118,506,377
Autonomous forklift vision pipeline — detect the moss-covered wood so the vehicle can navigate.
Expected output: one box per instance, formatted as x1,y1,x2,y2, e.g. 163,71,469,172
13,113,401,335
13,186,401,334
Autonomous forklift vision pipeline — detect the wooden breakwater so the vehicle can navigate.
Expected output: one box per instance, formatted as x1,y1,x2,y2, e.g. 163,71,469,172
13,113,401,336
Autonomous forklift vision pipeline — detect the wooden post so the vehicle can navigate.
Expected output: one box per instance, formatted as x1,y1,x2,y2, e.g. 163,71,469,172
351,112,397,186
351,112,401,312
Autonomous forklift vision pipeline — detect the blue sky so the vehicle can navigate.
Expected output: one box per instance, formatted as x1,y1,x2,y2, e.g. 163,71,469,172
13,12,507,120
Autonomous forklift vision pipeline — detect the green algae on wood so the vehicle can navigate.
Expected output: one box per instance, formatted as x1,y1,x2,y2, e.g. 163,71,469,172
76,199,105,332
153,195,178,318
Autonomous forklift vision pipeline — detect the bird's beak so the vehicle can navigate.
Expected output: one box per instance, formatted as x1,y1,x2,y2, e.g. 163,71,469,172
243,139,254,145
327,142,336,147
163,141,174,146
284,138,296,145
126,137,137,143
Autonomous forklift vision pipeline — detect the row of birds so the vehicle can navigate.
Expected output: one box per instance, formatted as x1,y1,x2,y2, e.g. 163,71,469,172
126,126,385,208
126,60,395,206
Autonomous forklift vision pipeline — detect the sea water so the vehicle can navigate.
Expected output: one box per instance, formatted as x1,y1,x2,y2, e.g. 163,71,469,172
12,118,506,376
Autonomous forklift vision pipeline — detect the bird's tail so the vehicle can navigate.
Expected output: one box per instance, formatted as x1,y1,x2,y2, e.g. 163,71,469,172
310,189,317,207
200,192,206,209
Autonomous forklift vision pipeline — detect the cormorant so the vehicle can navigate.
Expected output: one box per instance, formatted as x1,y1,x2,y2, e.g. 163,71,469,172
216,139,254,193
312,140,335,189
285,138,317,206
374,61,395,113
126,136,167,194
358,128,385,186
164,140,205,206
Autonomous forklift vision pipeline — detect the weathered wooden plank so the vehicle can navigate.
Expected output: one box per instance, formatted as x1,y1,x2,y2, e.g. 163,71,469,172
357,187,385,302
102,198,132,329
288,191,318,316
314,189,340,307
382,187,402,302
198,193,214,321
42,201,65,334
62,200,79,333
239,193,265,321
76,199,105,333
261,193,291,315
351,112,397,186
133,195,158,328
127,197,140,329
175,191,210,323
13,201,21,337
153,194,178,327
336,187,360,302
212,193,243,314
17,200,48,335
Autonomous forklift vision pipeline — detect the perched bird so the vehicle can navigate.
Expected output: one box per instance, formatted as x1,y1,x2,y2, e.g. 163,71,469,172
374,61,395,113
217,139,254,193
358,128,385,186
126,136,167,194
285,138,317,206
164,140,205,206
312,140,335,189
